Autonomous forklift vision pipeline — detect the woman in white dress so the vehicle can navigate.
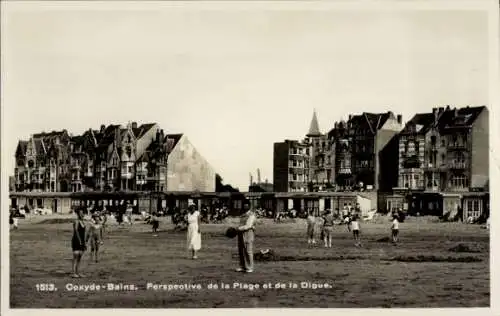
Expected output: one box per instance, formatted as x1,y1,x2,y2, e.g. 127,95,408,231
186,204,202,259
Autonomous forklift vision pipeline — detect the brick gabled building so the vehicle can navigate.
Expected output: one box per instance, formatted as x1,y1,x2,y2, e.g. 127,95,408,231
389,105,489,218
328,111,402,192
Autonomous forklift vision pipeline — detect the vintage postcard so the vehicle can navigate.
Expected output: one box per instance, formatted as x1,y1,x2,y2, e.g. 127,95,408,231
1,0,497,315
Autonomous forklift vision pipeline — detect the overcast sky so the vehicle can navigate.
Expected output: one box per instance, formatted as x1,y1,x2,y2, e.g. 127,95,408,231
1,2,490,191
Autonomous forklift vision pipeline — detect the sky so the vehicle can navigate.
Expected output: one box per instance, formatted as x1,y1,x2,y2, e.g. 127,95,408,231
1,2,491,191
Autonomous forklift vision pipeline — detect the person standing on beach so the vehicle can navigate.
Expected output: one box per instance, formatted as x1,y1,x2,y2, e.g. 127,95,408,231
322,209,335,248
391,214,400,243
87,214,103,263
236,201,256,273
306,210,317,245
351,215,361,247
71,208,87,278
186,204,202,259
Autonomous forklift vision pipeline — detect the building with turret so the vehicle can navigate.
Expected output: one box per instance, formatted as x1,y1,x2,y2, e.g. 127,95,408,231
304,110,334,191
273,110,334,192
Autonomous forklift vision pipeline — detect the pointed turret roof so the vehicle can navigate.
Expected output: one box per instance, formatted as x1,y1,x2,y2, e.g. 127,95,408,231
307,110,321,137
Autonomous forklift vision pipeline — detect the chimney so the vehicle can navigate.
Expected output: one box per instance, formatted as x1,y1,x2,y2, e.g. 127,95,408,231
432,108,439,122
160,129,165,142
397,115,402,124
348,115,353,121
250,173,253,186
257,169,261,183
132,122,138,129
114,127,120,143
454,108,458,117
100,125,106,133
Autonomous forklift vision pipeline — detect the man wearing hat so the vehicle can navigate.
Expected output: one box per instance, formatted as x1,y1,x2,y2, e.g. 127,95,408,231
236,201,256,273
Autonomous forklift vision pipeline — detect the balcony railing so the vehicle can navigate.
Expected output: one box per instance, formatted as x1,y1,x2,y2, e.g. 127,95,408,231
338,168,352,174
449,161,467,169
447,143,467,150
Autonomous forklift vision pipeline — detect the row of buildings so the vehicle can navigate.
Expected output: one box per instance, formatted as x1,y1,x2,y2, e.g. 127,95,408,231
273,106,489,217
13,122,216,193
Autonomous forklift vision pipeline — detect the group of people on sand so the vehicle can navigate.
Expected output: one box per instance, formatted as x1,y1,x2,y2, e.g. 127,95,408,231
70,199,403,277
306,207,401,247
70,200,257,277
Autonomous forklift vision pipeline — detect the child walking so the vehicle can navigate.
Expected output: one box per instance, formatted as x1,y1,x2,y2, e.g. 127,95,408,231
87,214,104,263
151,212,160,236
306,211,317,245
350,215,361,247
391,214,400,243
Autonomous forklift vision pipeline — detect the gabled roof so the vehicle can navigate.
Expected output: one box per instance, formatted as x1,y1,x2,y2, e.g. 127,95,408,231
133,123,156,139
16,141,28,157
440,106,486,130
400,113,435,135
34,139,46,156
136,153,150,164
97,125,121,150
348,112,392,135
164,134,183,153
33,130,67,140
307,111,321,137
70,135,86,152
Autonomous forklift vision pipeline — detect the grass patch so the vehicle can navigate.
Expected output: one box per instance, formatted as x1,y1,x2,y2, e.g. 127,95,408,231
448,243,483,253
36,218,75,225
389,255,482,263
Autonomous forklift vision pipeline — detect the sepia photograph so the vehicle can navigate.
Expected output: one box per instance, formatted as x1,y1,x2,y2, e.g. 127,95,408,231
1,0,496,313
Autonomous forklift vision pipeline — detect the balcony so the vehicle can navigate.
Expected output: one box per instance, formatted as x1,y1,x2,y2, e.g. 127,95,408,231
449,161,467,169
402,155,421,169
423,163,440,171
338,168,352,175
447,143,467,150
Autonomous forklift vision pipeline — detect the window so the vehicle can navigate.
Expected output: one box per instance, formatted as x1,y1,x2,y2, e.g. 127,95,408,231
467,200,473,211
473,200,480,211
128,166,133,173
450,175,468,188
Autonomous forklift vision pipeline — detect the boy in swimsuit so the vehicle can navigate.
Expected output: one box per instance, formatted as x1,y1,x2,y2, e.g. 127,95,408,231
306,210,317,245
87,214,103,263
